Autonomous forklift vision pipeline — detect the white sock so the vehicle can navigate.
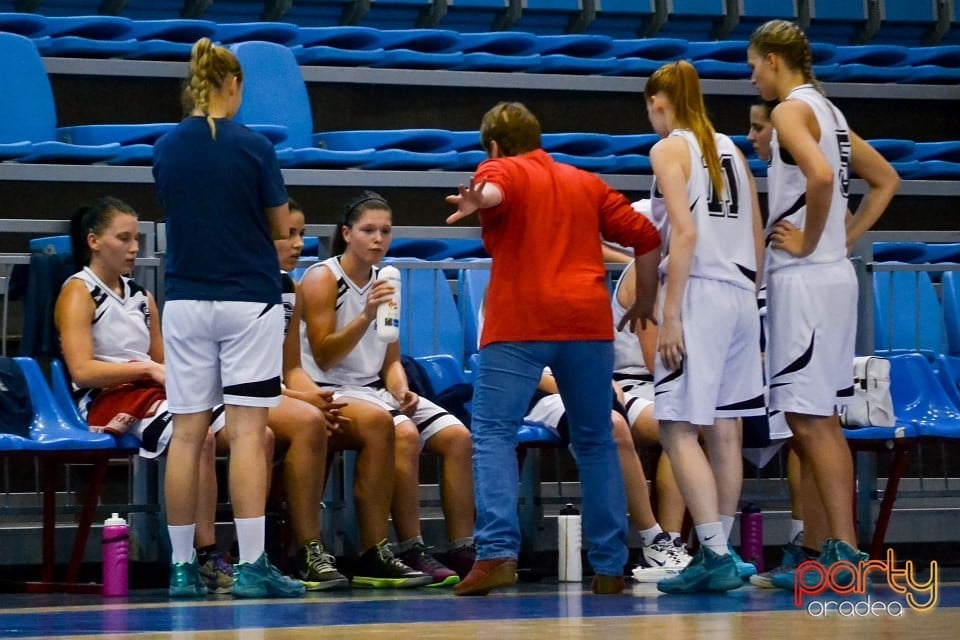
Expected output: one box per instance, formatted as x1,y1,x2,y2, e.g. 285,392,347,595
639,523,664,547
235,516,265,565
450,536,474,550
720,515,735,541
168,524,196,565
790,519,804,543
695,522,729,556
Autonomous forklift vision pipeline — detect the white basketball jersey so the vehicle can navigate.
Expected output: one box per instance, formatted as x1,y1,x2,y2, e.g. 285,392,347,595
280,271,296,337
66,267,152,366
298,257,386,386
766,84,851,273
650,129,758,291
611,261,650,377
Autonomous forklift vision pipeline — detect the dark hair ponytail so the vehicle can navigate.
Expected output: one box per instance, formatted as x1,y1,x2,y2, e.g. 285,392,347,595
330,191,392,257
69,196,138,267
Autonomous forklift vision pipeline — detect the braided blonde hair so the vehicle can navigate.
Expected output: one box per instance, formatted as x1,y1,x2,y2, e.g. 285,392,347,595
749,19,823,95
183,38,243,139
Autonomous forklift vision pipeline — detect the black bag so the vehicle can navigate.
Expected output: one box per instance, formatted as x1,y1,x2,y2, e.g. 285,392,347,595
0,357,33,438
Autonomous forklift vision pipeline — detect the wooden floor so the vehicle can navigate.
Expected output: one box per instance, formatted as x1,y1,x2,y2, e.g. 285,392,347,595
1,579,958,640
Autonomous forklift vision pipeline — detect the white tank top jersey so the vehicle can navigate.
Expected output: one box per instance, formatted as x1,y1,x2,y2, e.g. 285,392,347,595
610,262,650,377
650,129,758,291
280,271,296,337
66,267,152,368
766,84,851,274
298,256,387,387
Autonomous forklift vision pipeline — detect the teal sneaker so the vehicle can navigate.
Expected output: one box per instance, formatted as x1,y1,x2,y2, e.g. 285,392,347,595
169,557,208,598
772,539,869,592
233,552,306,598
657,547,743,594
728,544,757,580
750,534,811,589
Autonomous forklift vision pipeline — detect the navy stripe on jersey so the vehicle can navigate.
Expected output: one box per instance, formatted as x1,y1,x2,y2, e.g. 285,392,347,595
836,385,855,398
717,394,766,411
256,303,275,318
654,362,685,394
772,332,816,379
140,411,172,453
335,278,347,311
736,263,757,283
780,145,797,166
614,372,654,383
128,280,147,297
765,193,807,244
415,411,453,434
224,376,281,398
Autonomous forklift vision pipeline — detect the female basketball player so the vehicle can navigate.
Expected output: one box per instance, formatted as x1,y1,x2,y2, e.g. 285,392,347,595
297,192,474,588
643,61,766,594
152,38,302,598
747,19,899,580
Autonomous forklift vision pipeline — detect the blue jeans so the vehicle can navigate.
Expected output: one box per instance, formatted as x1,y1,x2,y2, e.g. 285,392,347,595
471,340,628,576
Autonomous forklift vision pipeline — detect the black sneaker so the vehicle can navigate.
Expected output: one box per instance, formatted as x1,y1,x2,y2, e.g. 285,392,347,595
351,540,433,589
296,540,350,591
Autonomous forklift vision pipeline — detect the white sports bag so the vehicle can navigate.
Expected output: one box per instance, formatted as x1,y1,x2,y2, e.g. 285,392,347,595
840,356,896,428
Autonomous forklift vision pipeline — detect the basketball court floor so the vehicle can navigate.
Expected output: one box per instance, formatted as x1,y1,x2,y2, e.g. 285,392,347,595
1,577,957,639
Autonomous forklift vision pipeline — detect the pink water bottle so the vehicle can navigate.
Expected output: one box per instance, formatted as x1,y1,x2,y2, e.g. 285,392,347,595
102,513,129,596
740,503,764,574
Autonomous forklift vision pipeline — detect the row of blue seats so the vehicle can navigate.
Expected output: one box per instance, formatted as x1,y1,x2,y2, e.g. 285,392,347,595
873,267,960,357
0,356,135,452
2,12,960,81
10,0,960,46
6,32,959,178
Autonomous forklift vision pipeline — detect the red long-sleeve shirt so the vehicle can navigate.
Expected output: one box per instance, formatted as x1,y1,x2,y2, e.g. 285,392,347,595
475,149,660,348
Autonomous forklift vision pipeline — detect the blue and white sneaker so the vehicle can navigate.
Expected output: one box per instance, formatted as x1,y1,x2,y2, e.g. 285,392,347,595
169,555,208,598
632,532,692,583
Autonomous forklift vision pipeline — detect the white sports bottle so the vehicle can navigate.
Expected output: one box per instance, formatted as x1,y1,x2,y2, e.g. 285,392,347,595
376,265,401,343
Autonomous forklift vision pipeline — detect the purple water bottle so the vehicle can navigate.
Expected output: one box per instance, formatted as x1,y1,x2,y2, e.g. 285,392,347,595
740,503,764,574
102,513,129,597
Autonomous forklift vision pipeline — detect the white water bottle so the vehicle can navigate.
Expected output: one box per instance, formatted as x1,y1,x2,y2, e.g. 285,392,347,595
557,503,582,582
376,265,401,343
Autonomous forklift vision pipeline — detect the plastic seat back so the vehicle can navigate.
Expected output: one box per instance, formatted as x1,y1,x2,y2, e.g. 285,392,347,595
941,271,960,355
457,264,491,361
0,33,57,145
231,41,314,150
889,353,960,438
805,0,873,45
14,357,116,450
588,0,658,39
872,267,944,356
395,262,464,367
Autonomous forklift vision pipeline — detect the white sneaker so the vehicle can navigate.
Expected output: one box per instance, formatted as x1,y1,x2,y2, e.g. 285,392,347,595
632,532,692,583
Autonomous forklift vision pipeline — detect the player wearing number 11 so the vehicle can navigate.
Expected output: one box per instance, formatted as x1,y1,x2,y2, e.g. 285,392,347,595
644,60,766,594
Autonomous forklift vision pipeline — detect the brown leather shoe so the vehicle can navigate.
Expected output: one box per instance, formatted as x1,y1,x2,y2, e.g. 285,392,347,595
591,574,625,595
453,558,517,596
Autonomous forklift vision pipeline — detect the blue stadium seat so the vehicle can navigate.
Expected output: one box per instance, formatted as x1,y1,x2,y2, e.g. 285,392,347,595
940,271,960,356
934,352,960,408
231,40,379,168
868,138,917,162
213,20,300,45
393,261,464,366
124,18,219,61
373,28,465,69
0,33,121,164
436,0,514,33
889,353,960,438
804,0,874,45
872,241,927,262
587,0,659,39
49,358,141,450
906,45,960,68
727,0,798,41
355,0,436,30
655,0,727,42
37,14,139,58
294,25,386,66
0,11,49,38
453,30,541,71
872,0,941,46
511,0,591,35
872,266,944,357
15,357,116,451
284,0,359,28
457,263,491,362
314,128,457,169
532,33,618,74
